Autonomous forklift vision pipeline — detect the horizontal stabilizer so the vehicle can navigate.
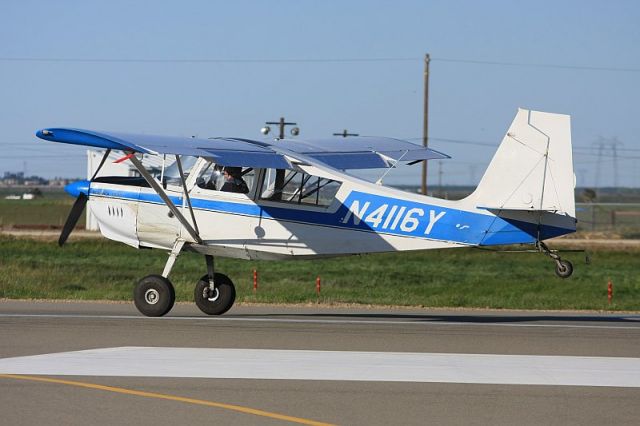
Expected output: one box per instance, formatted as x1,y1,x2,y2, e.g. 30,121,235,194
477,206,560,212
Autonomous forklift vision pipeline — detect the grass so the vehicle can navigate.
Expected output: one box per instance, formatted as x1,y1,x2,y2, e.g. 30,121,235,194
0,236,638,311
0,198,84,228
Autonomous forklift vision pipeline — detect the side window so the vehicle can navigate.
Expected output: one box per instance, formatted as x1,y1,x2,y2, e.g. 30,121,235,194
196,161,255,194
260,169,340,207
301,176,340,207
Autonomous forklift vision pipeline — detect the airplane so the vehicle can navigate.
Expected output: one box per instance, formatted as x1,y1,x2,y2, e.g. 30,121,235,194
37,108,577,317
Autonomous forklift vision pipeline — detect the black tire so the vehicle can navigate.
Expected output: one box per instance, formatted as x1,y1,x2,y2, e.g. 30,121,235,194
555,260,573,279
194,273,236,315
133,274,175,317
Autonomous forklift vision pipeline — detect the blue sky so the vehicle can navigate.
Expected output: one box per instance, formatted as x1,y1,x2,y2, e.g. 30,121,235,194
2,0,639,187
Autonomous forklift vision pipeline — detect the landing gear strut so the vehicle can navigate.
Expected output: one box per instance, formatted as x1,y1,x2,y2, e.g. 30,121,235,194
194,254,236,315
536,241,573,278
132,243,236,317
194,272,236,315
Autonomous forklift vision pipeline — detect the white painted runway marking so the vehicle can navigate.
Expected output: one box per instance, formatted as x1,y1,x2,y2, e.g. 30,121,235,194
1,313,639,330
1,347,639,388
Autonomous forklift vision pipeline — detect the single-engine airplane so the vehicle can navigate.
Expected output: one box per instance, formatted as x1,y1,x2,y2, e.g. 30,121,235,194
37,108,577,317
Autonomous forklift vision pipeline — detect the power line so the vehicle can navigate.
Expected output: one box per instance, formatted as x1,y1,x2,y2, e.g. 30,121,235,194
574,145,640,153
575,157,640,164
0,154,85,159
1,55,638,73
432,57,640,73
0,56,419,64
3,137,638,152
406,136,640,154
4,137,638,160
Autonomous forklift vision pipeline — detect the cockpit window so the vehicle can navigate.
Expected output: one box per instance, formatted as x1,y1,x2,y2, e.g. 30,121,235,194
195,160,255,194
260,169,340,207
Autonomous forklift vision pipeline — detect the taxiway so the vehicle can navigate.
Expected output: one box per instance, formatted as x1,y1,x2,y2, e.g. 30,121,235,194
1,300,639,425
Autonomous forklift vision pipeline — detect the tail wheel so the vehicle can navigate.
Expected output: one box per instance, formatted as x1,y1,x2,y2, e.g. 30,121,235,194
555,260,574,279
194,273,236,315
134,274,175,317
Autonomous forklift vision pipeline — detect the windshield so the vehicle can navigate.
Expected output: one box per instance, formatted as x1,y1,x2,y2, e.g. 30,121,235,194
163,156,199,186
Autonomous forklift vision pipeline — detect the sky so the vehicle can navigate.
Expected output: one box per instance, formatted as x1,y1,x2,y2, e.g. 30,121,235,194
1,0,639,188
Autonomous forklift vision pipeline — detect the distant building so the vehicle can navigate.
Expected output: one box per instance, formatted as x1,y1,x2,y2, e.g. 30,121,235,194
49,178,72,187
24,177,47,186
3,171,24,180
0,171,48,186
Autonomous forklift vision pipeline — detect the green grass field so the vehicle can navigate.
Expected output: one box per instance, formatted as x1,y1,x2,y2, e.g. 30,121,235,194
0,198,84,228
1,236,638,311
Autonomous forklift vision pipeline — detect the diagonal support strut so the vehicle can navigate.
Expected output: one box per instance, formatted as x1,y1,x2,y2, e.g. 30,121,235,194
128,153,202,244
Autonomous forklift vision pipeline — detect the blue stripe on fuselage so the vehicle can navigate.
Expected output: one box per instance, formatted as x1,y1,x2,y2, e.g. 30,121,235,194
336,192,504,244
336,192,574,244
88,186,573,245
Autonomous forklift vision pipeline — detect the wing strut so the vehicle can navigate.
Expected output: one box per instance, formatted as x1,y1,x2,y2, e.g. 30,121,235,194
128,154,203,244
175,155,200,237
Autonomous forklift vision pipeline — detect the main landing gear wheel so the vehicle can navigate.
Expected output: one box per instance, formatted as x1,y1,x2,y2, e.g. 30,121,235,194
134,274,176,317
555,259,574,279
194,273,236,315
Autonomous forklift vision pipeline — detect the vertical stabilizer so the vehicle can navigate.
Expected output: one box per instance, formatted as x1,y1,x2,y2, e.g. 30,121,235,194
467,109,575,218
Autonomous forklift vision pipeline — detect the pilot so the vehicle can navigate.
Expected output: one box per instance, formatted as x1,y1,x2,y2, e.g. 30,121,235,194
196,164,223,190
220,166,249,194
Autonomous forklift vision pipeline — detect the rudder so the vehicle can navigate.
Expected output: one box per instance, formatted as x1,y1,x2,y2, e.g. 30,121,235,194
466,108,575,218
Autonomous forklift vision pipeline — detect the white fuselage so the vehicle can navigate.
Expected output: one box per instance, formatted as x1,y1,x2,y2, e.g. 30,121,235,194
87,160,575,260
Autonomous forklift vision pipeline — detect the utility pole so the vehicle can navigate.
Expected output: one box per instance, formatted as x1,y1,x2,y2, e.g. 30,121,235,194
333,129,359,137
592,137,605,188
592,137,624,189
610,137,623,190
421,53,431,195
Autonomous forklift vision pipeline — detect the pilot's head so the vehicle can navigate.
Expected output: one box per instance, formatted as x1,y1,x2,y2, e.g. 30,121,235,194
223,166,242,179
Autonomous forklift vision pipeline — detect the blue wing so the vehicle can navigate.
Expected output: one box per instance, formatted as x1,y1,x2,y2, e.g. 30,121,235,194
273,137,449,168
37,128,449,170
36,129,290,169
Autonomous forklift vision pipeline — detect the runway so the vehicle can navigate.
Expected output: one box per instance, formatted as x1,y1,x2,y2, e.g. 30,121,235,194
1,300,639,425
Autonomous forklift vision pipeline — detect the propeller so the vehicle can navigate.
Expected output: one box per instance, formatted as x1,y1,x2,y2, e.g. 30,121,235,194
58,192,88,246
58,149,111,246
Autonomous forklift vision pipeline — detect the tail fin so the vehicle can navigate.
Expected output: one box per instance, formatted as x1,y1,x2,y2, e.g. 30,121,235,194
468,108,575,218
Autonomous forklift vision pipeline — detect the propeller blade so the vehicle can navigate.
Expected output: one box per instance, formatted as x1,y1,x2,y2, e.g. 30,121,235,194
58,193,88,247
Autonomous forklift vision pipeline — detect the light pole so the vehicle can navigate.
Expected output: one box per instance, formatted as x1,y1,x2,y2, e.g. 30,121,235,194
261,117,299,139
261,117,299,201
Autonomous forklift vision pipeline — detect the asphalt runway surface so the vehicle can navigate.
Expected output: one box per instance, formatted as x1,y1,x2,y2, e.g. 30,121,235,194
1,300,639,425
